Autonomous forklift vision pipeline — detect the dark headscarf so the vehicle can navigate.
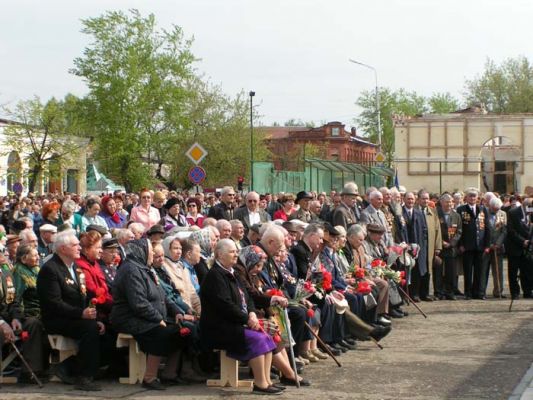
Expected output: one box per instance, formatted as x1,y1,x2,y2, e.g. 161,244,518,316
125,239,150,267
238,245,267,272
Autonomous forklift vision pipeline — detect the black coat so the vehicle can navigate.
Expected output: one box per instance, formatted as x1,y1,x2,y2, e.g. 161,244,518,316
207,202,235,221
290,240,313,280
111,260,180,335
200,262,254,353
37,253,86,331
506,206,530,257
457,204,489,252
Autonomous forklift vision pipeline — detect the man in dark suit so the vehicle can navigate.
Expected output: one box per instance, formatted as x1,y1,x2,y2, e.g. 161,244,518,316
457,189,489,299
506,197,533,299
290,224,324,280
37,229,103,391
207,186,237,221
403,192,429,301
234,191,270,233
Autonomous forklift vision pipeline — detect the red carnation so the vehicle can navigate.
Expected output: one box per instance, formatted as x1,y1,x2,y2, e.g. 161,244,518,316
370,259,381,268
20,331,30,342
355,268,366,279
322,271,333,291
306,308,315,318
356,281,372,295
90,298,98,307
179,327,191,337
400,279,407,287
265,288,284,297
273,334,282,344
399,271,406,279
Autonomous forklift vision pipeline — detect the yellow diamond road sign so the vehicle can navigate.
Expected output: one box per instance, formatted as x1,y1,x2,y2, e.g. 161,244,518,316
375,152,385,163
186,142,208,165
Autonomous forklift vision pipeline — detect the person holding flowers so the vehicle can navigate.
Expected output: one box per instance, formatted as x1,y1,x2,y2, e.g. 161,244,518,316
37,229,104,391
200,239,281,395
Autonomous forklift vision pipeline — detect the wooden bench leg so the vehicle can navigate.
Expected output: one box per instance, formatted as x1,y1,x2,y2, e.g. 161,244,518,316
119,338,146,384
206,351,253,391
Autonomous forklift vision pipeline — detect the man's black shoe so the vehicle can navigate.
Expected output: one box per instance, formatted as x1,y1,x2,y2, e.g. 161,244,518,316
464,296,472,300
369,325,392,342
421,296,434,302
324,344,342,356
389,309,404,318
340,340,357,350
511,295,519,300
331,343,347,353
344,338,356,345
54,362,74,385
412,296,421,302
74,377,101,392
454,289,464,296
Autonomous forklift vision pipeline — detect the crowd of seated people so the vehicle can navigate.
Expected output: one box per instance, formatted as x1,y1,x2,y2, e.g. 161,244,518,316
0,182,522,394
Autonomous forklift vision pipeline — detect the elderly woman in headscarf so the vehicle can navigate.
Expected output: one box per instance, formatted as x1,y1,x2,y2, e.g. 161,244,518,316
161,236,201,315
160,198,189,232
189,226,219,286
200,239,281,395
111,239,187,390
234,245,310,387
100,195,126,230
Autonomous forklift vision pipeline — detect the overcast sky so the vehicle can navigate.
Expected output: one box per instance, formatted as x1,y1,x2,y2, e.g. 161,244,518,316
1,0,531,130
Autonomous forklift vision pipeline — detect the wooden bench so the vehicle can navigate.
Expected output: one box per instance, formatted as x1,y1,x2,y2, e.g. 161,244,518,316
48,335,78,363
0,346,18,384
116,333,146,384
206,350,253,391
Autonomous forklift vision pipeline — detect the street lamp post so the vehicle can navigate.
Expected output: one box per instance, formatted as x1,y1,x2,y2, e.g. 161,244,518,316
249,91,255,191
348,59,382,150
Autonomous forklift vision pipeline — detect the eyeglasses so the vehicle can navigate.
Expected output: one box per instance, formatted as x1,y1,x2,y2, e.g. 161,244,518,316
247,200,258,203
141,196,151,199
187,204,197,207
227,193,236,197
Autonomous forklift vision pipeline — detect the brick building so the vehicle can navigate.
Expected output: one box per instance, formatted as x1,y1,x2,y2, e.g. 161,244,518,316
262,121,377,170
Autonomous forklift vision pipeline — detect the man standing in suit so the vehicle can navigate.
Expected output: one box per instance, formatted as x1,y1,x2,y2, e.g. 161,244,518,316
457,189,489,299
483,197,507,298
403,192,429,302
360,190,392,247
437,194,462,300
332,183,359,231
506,197,533,299
37,229,103,391
234,191,270,233
416,190,442,301
207,186,237,221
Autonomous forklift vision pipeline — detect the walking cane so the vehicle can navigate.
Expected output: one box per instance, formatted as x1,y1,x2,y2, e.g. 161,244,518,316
9,342,43,388
304,322,342,367
493,250,502,299
397,285,428,319
283,308,300,388
509,298,514,312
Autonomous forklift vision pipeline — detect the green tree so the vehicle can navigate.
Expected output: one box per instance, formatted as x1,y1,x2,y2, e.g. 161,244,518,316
168,78,271,188
356,88,427,164
283,119,315,127
428,92,460,114
71,9,196,192
465,56,533,113
1,97,87,193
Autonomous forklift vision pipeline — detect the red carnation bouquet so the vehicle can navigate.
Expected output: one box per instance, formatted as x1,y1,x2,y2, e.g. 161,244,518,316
90,287,106,308
355,280,372,295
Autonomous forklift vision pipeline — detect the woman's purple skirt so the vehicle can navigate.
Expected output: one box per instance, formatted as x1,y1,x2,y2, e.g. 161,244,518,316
227,328,276,361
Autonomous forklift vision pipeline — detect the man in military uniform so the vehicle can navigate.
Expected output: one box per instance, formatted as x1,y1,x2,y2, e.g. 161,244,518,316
437,194,462,300
332,183,359,230
457,189,489,300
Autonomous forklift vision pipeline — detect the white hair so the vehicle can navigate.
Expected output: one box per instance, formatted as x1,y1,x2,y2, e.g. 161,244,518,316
214,238,236,257
54,229,77,249
128,223,145,234
369,190,383,200
489,197,503,209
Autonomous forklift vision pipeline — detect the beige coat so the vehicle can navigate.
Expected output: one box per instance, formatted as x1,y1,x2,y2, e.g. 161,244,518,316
419,206,443,271
163,258,201,315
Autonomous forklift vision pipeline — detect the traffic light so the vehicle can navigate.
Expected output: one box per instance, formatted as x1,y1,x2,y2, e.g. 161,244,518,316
237,176,244,191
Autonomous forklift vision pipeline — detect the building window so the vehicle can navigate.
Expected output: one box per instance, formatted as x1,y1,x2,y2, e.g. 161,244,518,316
331,127,340,136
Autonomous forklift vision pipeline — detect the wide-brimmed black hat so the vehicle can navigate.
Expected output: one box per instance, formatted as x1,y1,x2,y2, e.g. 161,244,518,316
146,224,165,236
295,191,313,204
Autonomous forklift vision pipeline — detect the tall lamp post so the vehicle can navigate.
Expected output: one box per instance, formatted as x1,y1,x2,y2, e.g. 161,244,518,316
249,91,255,191
348,59,382,150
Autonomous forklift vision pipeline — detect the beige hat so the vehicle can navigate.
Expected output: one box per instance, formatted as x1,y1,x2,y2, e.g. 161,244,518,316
341,182,359,196
39,224,58,233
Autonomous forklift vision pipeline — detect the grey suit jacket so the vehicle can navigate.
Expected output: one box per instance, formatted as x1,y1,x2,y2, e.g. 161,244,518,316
360,205,393,247
234,207,269,231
